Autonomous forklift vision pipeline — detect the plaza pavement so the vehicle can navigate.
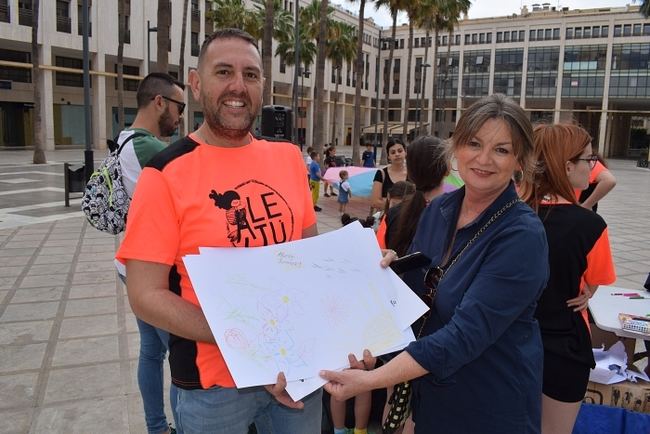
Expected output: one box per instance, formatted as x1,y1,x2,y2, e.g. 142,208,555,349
0,147,648,433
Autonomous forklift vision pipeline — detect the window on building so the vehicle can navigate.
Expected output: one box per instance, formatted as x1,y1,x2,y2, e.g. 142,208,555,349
479,33,485,44
575,27,582,39
633,23,642,36
487,33,492,43
465,34,470,44
537,29,544,40
442,35,448,45
0,49,31,82
526,47,560,98
399,39,404,49
544,28,551,40
191,0,200,22
191,32,199,56
592,26,600,38
124,15,131,44
518,31,524,41
562,45,607,98
56,56,85,87
552,28,560,40
623,24,631,36
497,32,503,43
510,31,517,42
0,0,8,23
414,38,419,48
504,32,510,43
392,58,400,94
584,27,591,38
77,0,92,36
114,64,139,91
472,33,478,44
18,0,32,26
614,25,622,37
455,35,460,45
565,28,573,40
530,29,536,41
56,0,71,33
601,25,609,37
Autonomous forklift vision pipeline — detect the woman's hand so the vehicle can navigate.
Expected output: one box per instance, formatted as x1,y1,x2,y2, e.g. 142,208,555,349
380,249,398,268
567,288,591,312
321,351,377,401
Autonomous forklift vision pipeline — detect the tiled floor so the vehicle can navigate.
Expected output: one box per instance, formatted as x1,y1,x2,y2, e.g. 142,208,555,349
0,149,648,433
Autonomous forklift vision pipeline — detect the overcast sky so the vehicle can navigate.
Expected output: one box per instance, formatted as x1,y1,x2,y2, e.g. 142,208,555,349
330,0,635,27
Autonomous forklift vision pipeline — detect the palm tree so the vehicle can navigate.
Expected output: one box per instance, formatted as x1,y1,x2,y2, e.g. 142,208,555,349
327,22,357,148
414,0,442,135
401,1,423,144
348,0,373,166
208,0,260,37
312,0,329,153
117,0,126,131
32,0,45,163
156,0,171,73
639,0,649,17
262,0,274,105
178,0,189,136
375,0,403,164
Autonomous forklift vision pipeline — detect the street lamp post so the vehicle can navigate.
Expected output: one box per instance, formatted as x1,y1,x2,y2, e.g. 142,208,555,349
376,35,395,161
146,20,158,75
416,63,430,135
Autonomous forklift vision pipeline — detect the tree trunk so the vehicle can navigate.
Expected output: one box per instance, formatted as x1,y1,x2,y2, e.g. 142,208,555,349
156,0,170,73
402,22,413,144
429,28,439,136
178,0,189,137
351,0,366,166
31,0,45,164
331,67,340,147
419,29,430,135
311,0,328,155
381,12,397,165
117,0,125,131
262,0,274,105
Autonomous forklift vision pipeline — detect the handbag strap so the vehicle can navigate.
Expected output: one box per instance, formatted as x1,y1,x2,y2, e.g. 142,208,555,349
442,197,521,279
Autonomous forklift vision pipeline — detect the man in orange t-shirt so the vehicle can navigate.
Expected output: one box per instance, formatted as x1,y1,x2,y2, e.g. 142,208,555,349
116,28,321,433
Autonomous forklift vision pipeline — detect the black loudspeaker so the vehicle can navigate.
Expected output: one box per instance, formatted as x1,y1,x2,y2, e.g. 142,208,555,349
261,105,292,141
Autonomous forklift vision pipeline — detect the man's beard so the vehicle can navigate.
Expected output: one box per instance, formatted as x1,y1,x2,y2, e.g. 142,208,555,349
158,107,178,137
202,94,256,141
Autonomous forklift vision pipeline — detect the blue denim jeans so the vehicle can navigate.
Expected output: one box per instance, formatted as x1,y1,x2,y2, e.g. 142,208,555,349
137,317,178,434
172,384,322,434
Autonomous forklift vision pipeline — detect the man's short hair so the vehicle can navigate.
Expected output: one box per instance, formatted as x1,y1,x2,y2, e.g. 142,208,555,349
198,28,260,68
136,72,185,109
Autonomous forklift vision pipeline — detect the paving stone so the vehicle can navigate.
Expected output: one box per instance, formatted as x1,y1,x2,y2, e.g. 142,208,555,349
0,276,17,290
20,273,68,288
26,263,72,276
52,335,119,367
33,396,129,434
0,408,32,433
39,246,76,256
64,297,116,317
42,238,80,247
43,363,122,404
76,251,117,262
68,282,117,299
0,248,36,257
1,301,60,322
71,270,116,285
33,254,75,265
11,286,64,303
0,256,32,266
0,320,54,345
126,332,140,359
124,312,139,333
74,260,118,273
0,342,48,372
0,372,39,410
79,244,116,254
0,265,25,277
59,314,119,339
4,240,43,249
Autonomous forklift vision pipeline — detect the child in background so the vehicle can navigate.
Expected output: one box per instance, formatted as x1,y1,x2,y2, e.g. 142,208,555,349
309,151,323,212
362,143,375,168
337,170,352,215
374,181,415,244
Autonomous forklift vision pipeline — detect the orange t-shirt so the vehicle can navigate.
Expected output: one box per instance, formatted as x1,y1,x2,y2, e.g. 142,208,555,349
116,134,315,389
574,160,606,200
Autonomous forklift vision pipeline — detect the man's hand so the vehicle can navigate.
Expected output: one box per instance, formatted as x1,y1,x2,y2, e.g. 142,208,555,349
264,372,304,409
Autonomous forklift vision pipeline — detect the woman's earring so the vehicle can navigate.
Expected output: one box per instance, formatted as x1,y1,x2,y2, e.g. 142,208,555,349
450,158,459,172
513,170,524,184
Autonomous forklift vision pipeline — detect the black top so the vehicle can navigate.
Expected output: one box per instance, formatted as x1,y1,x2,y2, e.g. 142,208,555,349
535,204,609,368
373,167,394,198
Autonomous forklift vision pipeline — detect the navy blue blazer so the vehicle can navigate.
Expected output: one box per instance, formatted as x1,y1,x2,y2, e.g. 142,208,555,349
403,182,549,434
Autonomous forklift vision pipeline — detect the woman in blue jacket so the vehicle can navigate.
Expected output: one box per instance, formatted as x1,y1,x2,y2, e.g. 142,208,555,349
321,94,550,434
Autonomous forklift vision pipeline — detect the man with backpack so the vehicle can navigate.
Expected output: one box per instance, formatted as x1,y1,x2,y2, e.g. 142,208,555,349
117,72,185,434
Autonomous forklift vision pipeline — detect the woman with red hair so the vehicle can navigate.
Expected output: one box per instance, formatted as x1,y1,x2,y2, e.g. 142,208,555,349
521,123,616,434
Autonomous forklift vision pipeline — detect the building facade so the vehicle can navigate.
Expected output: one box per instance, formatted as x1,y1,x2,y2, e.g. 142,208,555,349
0,0,648,157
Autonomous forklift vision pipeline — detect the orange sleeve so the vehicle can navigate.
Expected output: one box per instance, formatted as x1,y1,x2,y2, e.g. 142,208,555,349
376,216,387,249
116,167,179,265
583,227,616,286
589,161,606,184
